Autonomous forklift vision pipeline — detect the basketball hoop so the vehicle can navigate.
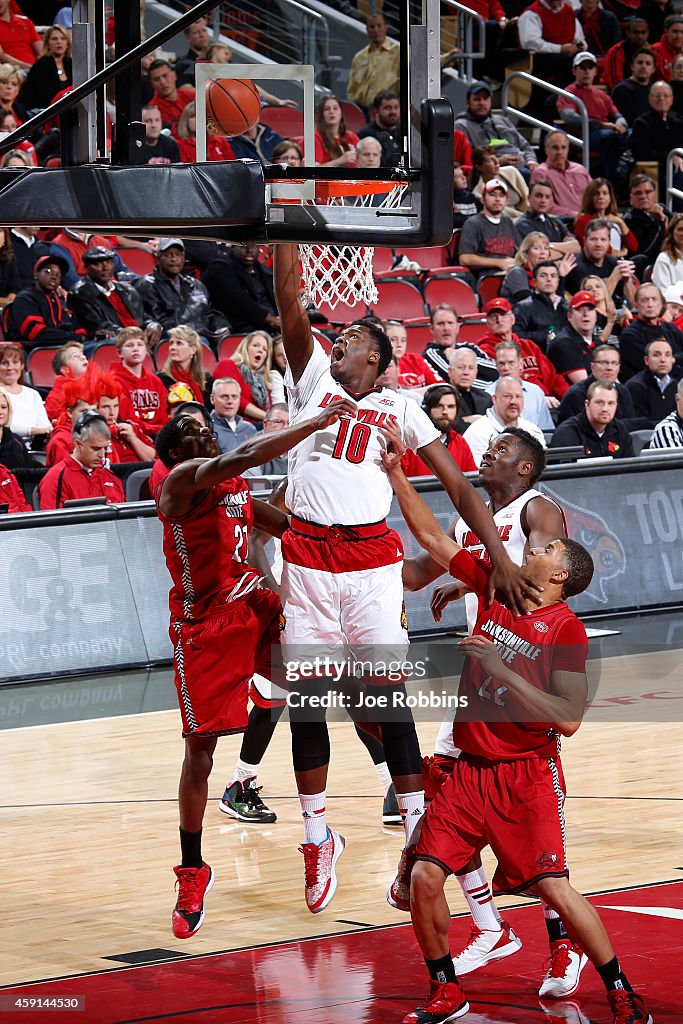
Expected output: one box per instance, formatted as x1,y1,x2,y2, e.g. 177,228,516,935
269,178,409,310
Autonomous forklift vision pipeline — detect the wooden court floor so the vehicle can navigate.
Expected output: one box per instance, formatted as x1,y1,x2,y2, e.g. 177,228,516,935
1,638,682,1017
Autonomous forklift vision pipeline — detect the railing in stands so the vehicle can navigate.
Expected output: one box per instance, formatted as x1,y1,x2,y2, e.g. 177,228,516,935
440,0,486,84
166,0,332,89
666,148,683,210
501,73,590,171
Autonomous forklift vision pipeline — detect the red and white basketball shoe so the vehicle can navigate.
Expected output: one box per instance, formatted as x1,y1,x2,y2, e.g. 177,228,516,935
539,939,588,998
299,828,345,913
172,862,214,939
451,920,522,975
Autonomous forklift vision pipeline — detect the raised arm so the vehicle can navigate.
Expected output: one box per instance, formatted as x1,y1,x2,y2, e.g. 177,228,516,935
417,439,542,614
160,401,355,517
273,243,314,384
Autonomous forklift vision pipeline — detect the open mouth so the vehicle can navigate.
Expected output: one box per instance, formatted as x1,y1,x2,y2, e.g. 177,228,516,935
331,342,347,363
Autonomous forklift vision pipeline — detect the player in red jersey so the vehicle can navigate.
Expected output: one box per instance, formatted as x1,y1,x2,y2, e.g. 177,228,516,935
154,397,356,940
381,436,653,1024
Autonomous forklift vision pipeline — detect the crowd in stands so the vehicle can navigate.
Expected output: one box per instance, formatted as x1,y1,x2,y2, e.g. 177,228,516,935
0,1,682,514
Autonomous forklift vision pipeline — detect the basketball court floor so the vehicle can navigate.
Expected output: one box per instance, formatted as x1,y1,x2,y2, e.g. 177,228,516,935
1,609,681,1023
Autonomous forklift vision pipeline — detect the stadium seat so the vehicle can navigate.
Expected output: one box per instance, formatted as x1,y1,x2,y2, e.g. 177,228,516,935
27,346,60,387
457,319,487,344
478,273,505,308
631,429,654,456
258,105,305,138
125,467,153,502
91,341,155,375
372,247,395,274
154,338,217,373
396,245,451,271
115,247,155,277
217,334,246,361
424,274,479,317
403,317,433,354
369,279,426,320
340,100,366,133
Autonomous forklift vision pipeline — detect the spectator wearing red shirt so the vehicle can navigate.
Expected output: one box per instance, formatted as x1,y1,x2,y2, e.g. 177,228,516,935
557,52,628,179
402,384,477,475
602,17,650,89
44,341,91,423
651,15,683,79
383,319,441,390
93,374,156,464
45,391,94,467
478,296,569,401
175,101,234,163
314,94,359,167
0,0,41,71
38,411,126,509
0,461,30,511
110,326,168,435
148,59,195,130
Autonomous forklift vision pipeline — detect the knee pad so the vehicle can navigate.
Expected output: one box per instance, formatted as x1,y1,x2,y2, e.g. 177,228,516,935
290,719,330,773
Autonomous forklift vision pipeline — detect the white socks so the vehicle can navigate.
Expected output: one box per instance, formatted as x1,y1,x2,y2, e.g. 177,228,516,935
299,791,327,845
233,759,260,787
397,790,424,844
374,760,393,795
456,866,504,932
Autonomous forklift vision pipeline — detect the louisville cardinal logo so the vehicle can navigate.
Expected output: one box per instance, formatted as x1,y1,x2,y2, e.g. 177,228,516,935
542,487,625,603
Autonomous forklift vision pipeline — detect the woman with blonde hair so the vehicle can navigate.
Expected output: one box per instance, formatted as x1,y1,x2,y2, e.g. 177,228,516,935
20,25,73,113
652,213,683,291
0,64,26,121
580,275,625,345
157,326,213,407
0,386,37,469
501,231,575,303
232,330,273,420
176,101,234,163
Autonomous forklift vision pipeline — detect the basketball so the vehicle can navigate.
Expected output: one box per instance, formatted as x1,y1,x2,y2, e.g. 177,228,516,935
205,78,261,137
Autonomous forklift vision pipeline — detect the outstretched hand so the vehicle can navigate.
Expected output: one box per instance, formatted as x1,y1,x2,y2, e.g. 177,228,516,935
379,419,407,473
430,581,469,622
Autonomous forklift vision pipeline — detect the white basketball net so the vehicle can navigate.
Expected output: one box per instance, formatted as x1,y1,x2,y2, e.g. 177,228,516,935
296,180,409,310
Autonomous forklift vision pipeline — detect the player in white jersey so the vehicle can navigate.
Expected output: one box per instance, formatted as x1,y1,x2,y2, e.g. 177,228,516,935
273,243,540,915
400,427,587,1001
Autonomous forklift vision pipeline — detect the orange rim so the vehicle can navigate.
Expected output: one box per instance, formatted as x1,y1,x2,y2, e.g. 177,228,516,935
269,178,404,200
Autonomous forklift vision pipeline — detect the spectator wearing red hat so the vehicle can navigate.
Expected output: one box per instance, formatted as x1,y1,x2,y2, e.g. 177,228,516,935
457,177,517,281
5,254,85,349
478,295,569,403
550,380,634,457
547,290,600,383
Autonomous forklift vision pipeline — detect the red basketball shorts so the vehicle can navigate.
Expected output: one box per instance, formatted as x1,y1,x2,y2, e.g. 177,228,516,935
417,754,568,895
171,586,282,737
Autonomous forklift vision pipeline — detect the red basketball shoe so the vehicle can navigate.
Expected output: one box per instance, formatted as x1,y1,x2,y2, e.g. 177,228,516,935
172,862,214,939
402,980,470,1024
608,990,653,1024
299,828,345,913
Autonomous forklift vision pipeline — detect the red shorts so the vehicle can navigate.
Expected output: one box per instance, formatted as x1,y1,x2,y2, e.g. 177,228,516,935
171,587,282,737
417,754,568,895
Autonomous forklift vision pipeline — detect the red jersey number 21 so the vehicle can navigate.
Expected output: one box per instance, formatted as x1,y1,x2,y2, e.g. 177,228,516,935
233,523,248,561
331,419,371,464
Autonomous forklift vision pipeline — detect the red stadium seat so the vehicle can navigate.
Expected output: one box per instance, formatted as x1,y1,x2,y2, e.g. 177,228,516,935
369,279,426,320
258,105,305,139
403,317,433,354
372,247,395,274
115,247,155,277
396,245,451,271
217,334,246,361
27,346,60,387
457,319,487,344
424,274,479,317
91,341,155,375
340,100,366,134
478,273,505,308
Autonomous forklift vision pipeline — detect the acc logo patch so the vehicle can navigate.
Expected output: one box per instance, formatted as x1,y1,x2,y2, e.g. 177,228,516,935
400,602,409,631
278,612,286,632
533,620,549,632
536,851,559,869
